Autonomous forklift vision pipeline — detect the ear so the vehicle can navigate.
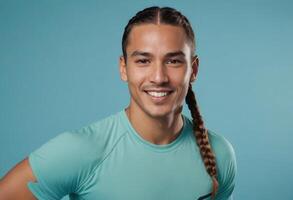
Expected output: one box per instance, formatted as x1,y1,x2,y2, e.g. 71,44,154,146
119,55,128,82
190,55,199,83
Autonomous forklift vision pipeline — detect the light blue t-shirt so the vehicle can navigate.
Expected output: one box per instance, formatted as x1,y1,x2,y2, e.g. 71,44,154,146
27,110,237,200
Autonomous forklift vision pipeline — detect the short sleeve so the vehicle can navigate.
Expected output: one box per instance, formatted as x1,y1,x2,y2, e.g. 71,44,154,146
27,131,95,200
208,130,237,200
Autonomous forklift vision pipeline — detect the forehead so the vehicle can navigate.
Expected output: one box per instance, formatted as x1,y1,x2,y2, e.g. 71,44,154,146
126,24,191,56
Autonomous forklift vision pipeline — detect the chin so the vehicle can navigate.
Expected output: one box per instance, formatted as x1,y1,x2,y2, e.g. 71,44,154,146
144,106,174,119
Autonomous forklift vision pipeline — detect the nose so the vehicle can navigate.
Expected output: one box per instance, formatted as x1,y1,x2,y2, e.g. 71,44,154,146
149,63,169,84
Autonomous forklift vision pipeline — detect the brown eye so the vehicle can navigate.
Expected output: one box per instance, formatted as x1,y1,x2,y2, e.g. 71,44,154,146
135,59,150,64
166,59,182,65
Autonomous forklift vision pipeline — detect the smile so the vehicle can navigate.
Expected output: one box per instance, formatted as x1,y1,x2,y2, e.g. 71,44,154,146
146,91,169,97
144,90,173,103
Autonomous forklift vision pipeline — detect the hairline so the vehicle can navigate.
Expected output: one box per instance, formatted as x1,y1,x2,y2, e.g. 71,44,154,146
124,23,195,62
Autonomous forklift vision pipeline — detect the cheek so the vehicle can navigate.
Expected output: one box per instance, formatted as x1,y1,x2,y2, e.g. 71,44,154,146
127,68,146,87
169,69,190,86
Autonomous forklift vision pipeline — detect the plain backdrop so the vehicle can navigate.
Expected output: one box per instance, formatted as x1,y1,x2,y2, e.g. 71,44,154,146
1,0,292,199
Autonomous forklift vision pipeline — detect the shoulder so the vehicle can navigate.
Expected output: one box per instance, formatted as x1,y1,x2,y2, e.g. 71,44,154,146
207,129,236,164
182,115,236,164
32,111,124,163
28,111,126,197
70,111,126,158
59,110,126,165
182,115,237,198
207,129,237,199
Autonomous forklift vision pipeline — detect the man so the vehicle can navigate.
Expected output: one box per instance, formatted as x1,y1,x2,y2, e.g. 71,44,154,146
0,6,236,200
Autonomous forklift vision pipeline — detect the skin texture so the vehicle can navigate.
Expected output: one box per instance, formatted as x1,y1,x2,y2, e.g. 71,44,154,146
0,158,37,200
120,24,199,145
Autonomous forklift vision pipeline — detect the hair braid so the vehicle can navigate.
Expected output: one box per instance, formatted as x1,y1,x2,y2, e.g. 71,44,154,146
185,83,219,198
122,6,220,199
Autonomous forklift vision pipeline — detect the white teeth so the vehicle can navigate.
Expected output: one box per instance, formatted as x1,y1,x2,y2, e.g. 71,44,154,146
147,91,168,97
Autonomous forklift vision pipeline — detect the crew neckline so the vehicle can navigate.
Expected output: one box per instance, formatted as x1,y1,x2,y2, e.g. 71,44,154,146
120,109,188,153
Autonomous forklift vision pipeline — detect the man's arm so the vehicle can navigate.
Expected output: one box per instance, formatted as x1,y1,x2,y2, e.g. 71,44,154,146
0,157,37,200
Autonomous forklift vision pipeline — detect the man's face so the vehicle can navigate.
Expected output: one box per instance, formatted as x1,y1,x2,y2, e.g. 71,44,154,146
119,24,198,118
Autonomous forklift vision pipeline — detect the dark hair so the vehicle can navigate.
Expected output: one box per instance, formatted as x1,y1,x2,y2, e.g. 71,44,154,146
121,6,219,199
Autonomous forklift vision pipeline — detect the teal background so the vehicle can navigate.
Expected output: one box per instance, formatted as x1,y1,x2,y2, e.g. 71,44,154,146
0,0,292,199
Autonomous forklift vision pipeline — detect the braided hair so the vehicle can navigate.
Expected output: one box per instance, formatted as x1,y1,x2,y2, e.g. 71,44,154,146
121,6,219,198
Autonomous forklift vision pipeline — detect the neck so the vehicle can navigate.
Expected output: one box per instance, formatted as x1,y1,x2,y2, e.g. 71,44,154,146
125,105,184,145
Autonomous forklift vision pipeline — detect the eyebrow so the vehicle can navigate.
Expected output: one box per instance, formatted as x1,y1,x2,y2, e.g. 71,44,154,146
130,50,186,58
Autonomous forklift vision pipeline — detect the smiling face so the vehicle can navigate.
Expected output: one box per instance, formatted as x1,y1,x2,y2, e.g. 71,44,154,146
119,24,198,119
